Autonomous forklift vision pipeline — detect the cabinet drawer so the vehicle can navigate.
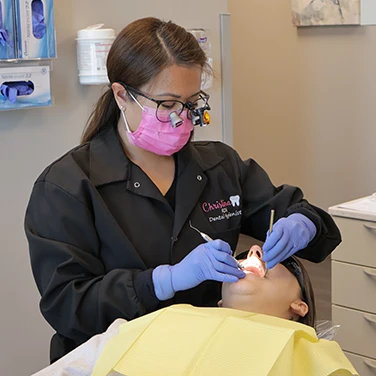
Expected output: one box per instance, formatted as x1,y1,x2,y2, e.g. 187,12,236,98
344,352,376,376
332,261,376,313
332,216,376,268
332,305,376,359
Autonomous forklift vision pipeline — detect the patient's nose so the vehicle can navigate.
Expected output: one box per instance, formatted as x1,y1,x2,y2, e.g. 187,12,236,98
242,246,267,277
247,247,263,260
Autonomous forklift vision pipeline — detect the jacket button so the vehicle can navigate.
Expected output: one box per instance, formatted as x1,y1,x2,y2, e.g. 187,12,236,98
197,175,203,181
134,182,141,188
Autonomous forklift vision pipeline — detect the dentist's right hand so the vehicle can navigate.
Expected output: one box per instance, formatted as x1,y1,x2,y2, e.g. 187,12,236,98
152,240,246,301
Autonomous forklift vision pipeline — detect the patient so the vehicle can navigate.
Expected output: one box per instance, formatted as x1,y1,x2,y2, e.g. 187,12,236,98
221,245,316,327
32,247,357,376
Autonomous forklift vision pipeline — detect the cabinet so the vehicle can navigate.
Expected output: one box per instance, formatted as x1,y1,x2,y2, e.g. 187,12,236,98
329,201,376,376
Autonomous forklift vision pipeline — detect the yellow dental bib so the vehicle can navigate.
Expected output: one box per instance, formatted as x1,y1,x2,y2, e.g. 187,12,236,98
92,304,357,376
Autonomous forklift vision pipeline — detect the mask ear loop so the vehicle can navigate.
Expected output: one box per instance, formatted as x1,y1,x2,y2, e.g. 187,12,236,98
119,91,145,133
119,90,147,132
119,106,132,133
128,91,145,111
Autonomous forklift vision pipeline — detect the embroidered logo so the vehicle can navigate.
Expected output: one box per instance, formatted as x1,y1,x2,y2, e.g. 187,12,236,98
202,199,232,213
202,195,242,222
229,195,240,207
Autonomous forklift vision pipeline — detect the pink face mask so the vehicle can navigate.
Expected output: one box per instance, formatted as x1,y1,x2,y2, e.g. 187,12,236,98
121,105,193,156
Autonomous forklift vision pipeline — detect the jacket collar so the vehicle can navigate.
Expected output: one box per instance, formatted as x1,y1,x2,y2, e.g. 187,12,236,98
89,126,225,187
89,126,130,187
183,141,225,173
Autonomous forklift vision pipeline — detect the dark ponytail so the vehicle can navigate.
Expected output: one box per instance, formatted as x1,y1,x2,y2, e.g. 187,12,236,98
82,89,119,143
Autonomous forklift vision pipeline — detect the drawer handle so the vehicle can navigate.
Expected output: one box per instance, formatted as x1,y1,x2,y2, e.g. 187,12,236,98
364,314,376,325
363,224,376,231
364,358,376,370
363,269,376,279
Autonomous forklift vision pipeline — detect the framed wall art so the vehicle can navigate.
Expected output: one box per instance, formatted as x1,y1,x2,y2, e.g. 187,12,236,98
292,0,376,26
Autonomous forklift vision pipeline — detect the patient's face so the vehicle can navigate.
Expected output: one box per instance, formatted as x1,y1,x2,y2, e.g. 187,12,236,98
221,245,305,320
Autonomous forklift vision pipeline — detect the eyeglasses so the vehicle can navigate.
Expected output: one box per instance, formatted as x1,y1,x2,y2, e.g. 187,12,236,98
118,82,210,123
281,256,307,302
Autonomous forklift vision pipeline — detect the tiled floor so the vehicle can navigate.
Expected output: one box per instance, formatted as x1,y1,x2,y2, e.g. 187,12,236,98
236,234,332,321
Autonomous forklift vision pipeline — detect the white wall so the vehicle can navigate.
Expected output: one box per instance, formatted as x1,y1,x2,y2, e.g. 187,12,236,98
0,1,227,374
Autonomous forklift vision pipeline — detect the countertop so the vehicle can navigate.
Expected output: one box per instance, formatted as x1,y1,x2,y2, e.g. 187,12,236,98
328,195,376,222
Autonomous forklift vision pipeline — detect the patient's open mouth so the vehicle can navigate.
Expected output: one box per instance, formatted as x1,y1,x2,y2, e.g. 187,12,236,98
240,256,267,277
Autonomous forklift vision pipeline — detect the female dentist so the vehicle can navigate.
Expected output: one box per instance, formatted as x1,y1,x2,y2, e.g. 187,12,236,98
25,17,341,362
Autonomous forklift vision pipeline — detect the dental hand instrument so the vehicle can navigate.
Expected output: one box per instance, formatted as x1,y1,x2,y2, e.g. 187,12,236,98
189,221,245,270
269,209,275,234
263,209,275,276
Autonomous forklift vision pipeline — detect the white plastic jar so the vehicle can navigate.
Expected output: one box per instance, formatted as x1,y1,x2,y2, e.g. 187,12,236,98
76,24,116,85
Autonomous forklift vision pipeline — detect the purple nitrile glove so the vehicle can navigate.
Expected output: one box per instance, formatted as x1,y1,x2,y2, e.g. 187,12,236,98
152,239,246,301
0,81,34,103
262,213,317,269
0,29,13,48
0,2,13,48
32,0,46,39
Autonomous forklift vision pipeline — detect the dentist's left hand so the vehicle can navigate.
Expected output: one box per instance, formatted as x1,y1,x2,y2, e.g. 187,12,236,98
152,240,246,301
262,213,317,269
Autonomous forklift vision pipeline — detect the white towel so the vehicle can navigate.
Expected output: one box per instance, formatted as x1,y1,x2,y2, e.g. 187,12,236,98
32,319,126,376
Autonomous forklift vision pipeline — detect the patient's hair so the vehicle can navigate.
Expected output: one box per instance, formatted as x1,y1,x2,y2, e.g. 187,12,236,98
284,256,316,328
236,252,316,328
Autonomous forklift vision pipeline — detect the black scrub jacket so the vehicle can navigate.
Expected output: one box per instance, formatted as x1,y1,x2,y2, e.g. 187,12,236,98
25,126,341,362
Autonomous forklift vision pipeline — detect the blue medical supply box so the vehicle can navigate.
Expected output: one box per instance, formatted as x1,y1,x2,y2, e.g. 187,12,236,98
0,0,16,60
0,65,51,109
14,0,56,59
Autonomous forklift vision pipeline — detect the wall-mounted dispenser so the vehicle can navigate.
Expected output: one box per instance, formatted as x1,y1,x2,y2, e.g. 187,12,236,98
14,0,56,59
0,0,16,60
0,64,51,109
76,24,116,85
0,0,56,110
